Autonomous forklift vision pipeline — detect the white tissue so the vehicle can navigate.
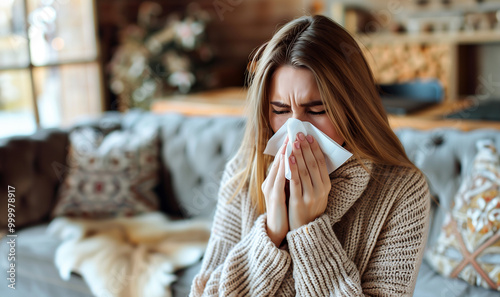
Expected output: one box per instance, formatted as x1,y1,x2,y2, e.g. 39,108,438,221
263,118,353,180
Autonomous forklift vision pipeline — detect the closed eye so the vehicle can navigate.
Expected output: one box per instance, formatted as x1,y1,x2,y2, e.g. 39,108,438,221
271,109,326,115
271,109,288,115
308,110,326,115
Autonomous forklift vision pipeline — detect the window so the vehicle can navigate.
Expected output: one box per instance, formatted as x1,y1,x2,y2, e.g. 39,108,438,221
0,0,102,138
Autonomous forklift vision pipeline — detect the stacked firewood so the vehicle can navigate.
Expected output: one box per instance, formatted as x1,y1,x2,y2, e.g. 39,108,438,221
361,42,450,97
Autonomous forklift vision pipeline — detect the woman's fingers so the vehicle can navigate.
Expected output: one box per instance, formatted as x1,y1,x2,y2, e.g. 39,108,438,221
274,136,288,189
296,133,323,187
281,135,289,155
291,134,313,194
273,153,286,192
262,137,288,193
305,134,330,184
288,154,302,201
288,133,332,230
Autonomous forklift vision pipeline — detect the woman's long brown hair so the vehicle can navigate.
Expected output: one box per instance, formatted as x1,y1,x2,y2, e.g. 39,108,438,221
225,15,418,215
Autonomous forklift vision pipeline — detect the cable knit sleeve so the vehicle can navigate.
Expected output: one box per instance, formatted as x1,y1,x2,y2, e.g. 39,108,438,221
285,169,431,296
361,171,430,296
189,156,292,297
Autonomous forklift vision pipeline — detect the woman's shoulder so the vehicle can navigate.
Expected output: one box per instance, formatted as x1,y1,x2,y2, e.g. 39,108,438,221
372,161,426,184
332,155,427,186
224,148,250,175
371,162,430,203
218,149,250,204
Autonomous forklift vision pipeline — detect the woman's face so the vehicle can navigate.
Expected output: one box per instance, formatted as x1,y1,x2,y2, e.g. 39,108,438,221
268,65,345,146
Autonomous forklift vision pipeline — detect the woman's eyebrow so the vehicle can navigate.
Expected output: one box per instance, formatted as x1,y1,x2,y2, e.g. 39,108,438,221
301,100,323,107
270,102,290,108
270,100,323,108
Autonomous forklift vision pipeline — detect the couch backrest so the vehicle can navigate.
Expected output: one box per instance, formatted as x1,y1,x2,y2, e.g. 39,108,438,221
87,111,246,220
0,111,125,229
0,111,246,230
0,128,69,229
395,128,500,248
155,113,245,220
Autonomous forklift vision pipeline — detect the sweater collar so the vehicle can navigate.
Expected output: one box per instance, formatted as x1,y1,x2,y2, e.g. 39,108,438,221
326,155,374,222
329,155,374,180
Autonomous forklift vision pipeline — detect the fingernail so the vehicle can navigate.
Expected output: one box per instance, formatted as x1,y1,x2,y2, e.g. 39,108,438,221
298,133,305,141
306,135,313,143
294,141,300,149
290,156,296,164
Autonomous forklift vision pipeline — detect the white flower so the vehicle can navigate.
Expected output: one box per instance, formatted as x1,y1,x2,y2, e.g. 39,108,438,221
168,71,195,93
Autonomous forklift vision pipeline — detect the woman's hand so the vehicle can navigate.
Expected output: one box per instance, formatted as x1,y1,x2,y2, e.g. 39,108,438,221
262,137,289,247
288,133,331,231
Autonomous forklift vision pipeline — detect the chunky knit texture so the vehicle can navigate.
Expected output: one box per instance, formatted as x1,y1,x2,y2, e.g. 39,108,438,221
189,153,431,296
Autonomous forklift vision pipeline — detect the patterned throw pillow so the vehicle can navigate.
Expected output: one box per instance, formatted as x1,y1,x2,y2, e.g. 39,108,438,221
426,139,500,290
52,127,160,219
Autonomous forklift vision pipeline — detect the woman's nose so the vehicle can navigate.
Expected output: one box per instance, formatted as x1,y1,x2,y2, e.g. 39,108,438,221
292,113,305,122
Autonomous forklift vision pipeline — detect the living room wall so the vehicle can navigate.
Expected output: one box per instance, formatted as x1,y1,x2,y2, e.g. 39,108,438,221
96,0,309,110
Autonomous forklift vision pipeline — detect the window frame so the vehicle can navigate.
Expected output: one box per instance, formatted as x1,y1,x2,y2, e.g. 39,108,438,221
0,0,104,129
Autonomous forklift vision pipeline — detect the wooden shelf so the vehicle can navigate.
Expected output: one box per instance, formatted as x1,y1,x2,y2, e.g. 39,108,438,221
355,29,500,103
151,87,247,116
356,30,500,45
389,99,500,130
389,116,500,131
151,88,500,130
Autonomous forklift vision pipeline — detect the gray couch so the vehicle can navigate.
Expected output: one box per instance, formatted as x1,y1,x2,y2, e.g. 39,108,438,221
0,110,499,297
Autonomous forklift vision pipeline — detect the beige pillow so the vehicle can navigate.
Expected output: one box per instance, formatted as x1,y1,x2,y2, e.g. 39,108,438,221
426,139,500,290
52,127,160,219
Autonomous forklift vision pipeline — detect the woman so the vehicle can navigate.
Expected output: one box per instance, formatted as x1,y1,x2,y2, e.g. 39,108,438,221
190,15,430,296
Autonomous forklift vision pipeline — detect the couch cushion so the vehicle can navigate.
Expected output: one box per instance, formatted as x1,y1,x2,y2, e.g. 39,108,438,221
0,223,202,297
414,260,500,297
172,261,202,296
0,224,93,297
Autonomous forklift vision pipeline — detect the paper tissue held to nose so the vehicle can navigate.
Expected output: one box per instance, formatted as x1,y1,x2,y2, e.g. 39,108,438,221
263,118,353,180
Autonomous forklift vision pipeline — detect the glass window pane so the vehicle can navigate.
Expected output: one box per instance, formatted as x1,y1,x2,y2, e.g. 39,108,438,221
0,70,36,138
34,62,102,128
28,0,97,66
0,0,30,68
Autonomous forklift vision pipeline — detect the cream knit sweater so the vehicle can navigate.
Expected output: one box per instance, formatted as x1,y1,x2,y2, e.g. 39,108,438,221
189,154,431,296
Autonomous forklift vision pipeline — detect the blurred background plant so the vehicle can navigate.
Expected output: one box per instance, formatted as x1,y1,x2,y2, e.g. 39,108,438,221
108,2,214,111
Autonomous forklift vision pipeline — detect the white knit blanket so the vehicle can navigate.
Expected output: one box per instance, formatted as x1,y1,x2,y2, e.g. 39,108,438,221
47,212,211,297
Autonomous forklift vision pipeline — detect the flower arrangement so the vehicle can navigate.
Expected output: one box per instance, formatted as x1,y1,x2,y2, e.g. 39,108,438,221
108,2,214,111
